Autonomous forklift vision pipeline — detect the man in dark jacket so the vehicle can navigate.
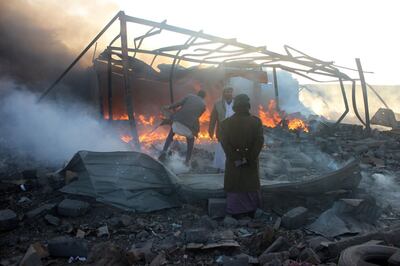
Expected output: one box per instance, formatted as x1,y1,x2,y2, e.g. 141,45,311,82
220,94,264,218
208,87,234,171
159,90,206,165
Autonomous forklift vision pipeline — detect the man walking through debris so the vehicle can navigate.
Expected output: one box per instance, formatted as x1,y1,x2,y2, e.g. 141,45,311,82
159,90,206,165
208,87,234,172
220,94,264,218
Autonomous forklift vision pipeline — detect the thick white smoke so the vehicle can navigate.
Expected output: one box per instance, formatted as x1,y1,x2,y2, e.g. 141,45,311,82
360,172,400,212
0,81,128,167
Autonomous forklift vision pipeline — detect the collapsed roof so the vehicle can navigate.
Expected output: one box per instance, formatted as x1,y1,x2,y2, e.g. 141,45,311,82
39,11,380,146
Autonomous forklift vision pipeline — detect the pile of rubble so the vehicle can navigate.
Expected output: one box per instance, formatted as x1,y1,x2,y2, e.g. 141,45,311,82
1,123,400,265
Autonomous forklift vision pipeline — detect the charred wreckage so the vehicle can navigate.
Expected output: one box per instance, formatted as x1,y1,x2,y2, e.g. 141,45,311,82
1,11,400,266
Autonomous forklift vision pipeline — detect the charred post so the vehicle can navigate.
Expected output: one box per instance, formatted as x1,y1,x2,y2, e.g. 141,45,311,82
119,12,140,149
107,49,113,120
273,67,280,111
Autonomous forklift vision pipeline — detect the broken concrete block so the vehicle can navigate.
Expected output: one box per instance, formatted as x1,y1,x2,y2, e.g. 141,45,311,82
18,197,32,205
149,252,167,266
26,204,56,219
88,242,130,266
262,236,290,254
258,251,290,265
185,228,209,243
29,242,49,258
0,209,17,231
57,199,89,217
97,225,109,238
44,214,60,226
19,245,43,266
48,237,88,258
333,198,380,223
281,206,308,229
119,214,134,227
353,144,369,154
223,216,239,228
299,248,321,264
208,198,226,218
76,229,85,239
127,240,154,264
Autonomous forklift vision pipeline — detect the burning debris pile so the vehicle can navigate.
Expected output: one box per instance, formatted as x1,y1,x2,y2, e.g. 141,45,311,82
2,121,400,266
2,9,400,266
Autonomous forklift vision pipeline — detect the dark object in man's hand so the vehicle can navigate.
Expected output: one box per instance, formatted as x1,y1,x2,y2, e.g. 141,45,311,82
234,158,248,167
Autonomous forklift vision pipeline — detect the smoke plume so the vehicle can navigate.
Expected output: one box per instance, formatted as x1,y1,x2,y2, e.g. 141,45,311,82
0,0,118,98
0,82,128,167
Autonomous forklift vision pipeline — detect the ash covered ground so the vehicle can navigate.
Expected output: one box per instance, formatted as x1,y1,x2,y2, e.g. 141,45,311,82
2,122,400,266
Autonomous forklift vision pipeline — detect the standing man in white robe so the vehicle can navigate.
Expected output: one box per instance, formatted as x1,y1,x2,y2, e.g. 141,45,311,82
208,87,234,172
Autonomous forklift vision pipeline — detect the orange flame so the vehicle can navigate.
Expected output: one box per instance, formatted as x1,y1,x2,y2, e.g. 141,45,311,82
114,100,308,147
137,114,155,126
114,109,214,146
258,100,309,132
288,118,309,133
258,100,282,128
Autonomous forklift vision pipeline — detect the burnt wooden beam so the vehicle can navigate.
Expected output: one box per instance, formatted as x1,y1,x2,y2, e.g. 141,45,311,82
120,13,140,149
107,49,113,120
272,67,280,110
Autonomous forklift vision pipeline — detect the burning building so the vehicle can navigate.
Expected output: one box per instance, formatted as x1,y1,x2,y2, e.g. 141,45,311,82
38,11,375,153
4,9,400,266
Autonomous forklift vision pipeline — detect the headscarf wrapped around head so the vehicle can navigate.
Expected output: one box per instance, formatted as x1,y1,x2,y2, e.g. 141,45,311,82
233,94,250,113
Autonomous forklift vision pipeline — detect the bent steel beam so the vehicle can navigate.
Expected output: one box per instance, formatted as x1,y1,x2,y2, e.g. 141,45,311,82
335,78,349,125
38,11,121,102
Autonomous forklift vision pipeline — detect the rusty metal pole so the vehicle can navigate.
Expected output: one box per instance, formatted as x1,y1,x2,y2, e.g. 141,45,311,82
355,58,371,132
120,12,140,149
107,49,113,120
272,67,280,110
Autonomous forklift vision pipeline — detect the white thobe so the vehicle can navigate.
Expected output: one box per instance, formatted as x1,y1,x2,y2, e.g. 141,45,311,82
213,101,234,170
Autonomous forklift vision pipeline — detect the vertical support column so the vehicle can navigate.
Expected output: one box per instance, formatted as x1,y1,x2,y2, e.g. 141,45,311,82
168,58,176,104
120,13,140,149
107,49,113,120
355,58,371,132
252,80,261,114
95,62,105,119
272,67,280,110
252,66,262,115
